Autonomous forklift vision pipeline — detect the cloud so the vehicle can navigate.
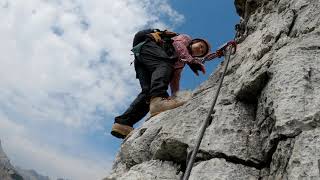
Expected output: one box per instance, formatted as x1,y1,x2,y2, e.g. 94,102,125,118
0,0,184,129
0,112,111,180
0,0,184,179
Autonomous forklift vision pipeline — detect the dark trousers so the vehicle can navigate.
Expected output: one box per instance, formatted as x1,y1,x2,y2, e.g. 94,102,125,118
115,41,174,127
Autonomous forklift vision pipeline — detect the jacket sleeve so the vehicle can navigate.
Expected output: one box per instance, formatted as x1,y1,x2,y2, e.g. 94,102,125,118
172,34,195,63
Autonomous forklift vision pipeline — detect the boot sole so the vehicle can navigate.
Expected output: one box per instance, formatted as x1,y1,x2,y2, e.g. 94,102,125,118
150,101,186,117
150,112,160,117
111,123,133,139
111,131,126,139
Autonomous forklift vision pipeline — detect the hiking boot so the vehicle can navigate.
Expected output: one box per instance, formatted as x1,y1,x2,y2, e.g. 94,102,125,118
149,97,185,117
111,123,134,139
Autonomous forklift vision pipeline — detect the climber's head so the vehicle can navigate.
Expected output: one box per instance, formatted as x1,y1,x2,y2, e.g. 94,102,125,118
190,38,211,58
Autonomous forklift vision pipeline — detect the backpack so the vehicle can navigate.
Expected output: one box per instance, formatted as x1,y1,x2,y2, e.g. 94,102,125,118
149,29,178,45
150,29,179,57
132,29,179,57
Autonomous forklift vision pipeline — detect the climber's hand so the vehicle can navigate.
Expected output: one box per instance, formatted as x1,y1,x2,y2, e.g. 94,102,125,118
216,50,224,58
188,62,206,76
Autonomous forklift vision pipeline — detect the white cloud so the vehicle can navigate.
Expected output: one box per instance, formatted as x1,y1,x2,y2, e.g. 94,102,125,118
0,0,184,128
0,112,111,180
0,0,184,179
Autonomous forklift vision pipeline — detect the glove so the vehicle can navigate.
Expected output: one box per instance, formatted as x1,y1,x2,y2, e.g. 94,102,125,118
188,62,206,76
216,50,224,58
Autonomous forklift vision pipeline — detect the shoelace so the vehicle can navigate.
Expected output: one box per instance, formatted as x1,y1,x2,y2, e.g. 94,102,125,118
161,97,178,102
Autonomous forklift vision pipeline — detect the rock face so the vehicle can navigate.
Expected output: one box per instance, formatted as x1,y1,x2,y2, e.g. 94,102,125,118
15,167,50,180
0,140,50,180
0,140,23,180
106,0,320,179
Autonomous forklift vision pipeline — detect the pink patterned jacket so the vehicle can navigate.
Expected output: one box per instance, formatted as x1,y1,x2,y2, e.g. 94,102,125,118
170,34,203,96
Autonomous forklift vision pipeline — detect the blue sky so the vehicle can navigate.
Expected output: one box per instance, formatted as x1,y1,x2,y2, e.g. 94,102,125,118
0,0,238,179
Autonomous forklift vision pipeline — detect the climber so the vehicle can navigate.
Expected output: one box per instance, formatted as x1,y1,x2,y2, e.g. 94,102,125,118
111,29,212,139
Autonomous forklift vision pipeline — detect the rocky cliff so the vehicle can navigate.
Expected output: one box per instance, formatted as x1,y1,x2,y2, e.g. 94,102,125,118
106,0,320,179
0,140,51,180
0,140,23,180
15,167,50,180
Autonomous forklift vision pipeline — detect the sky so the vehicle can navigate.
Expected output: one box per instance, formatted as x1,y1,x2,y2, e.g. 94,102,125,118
0,0,239,179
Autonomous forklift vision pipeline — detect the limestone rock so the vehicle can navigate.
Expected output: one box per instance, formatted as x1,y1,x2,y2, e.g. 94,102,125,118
189,158,259,180
105,160,181,180
286,128,320,179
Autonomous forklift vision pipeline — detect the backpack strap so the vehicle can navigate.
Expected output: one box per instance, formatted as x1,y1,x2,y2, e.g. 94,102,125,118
149,30,179,44
132,29,156,47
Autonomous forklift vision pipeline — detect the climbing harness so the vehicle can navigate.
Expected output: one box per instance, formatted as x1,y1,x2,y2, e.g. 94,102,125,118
182,40,237,180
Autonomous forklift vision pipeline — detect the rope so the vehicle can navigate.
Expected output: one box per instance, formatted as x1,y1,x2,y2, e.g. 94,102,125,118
182,45,233,180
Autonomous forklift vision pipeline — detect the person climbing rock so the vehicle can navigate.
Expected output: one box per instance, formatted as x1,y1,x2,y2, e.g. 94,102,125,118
111,29,211,139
